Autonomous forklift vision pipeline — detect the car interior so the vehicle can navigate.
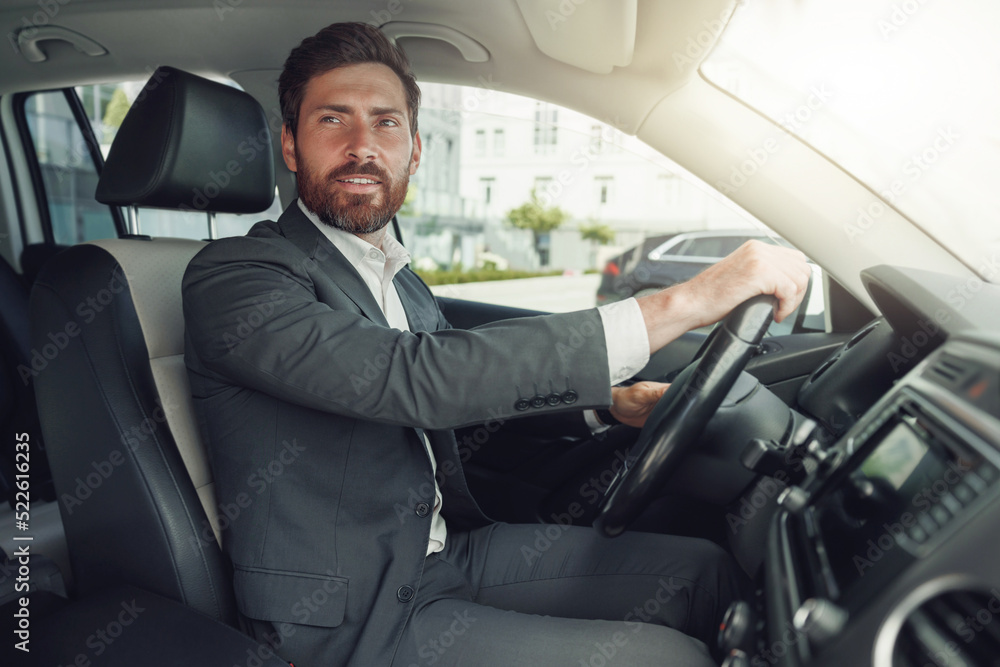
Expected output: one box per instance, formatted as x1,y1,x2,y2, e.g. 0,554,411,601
1,1,999,666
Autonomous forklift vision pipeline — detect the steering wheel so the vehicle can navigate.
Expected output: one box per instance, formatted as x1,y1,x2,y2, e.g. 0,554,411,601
594,295,776,537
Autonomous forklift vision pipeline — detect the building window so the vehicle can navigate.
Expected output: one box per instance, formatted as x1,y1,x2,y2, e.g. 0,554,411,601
533,102,558,155
493,128,505,157
659,173,680,207
480,177,495,205
595,176,614,205
474,129,486,157
534,176,553,201
589,124,603,154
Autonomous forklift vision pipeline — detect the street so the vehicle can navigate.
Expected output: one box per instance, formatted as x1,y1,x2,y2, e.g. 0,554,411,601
429,273,601,313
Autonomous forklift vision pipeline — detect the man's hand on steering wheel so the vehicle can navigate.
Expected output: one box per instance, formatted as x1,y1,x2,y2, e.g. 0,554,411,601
635,240,811,355
593,240,810,537
609,382,671,428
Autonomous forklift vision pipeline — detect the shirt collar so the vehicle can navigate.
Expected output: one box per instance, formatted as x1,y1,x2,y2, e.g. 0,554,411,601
297,199,411,278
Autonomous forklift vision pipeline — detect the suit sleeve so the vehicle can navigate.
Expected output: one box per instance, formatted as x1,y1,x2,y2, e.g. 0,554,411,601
183,237,612,431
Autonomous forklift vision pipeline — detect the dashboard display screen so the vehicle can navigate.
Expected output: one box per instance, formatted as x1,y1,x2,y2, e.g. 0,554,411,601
813,414,983,606
858,423,931,493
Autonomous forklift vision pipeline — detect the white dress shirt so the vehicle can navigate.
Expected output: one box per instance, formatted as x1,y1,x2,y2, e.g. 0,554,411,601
299,200,649,556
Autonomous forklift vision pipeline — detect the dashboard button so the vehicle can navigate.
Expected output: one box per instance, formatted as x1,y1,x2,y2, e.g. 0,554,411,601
929,504,951,526
977,463,998,485
964,471,988,494
941,494,963,514
917,512,939,535
906,525,929,543
953,482,977,506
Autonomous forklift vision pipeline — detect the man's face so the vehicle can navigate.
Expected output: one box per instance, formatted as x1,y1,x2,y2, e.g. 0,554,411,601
281,62,421,236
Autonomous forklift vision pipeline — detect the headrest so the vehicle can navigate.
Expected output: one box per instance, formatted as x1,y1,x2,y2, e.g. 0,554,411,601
96,66,275,214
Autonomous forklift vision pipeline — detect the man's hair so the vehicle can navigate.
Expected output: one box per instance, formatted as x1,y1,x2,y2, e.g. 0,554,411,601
279,22,421,137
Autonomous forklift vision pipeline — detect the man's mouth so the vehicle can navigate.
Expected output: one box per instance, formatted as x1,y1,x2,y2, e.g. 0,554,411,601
337,177,381,185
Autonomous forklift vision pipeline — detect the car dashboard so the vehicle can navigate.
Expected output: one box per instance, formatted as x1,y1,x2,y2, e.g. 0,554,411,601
745,266,1000,667
704,267,1000,667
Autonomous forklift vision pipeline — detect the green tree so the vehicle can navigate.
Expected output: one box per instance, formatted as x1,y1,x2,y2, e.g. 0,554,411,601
579,220,616,270
579,221,615,246
506,189,569,266
102,87,131,130
398,184,417,216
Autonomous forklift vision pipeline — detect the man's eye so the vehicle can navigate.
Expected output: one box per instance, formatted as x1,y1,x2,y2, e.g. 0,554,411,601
379,119,399,127
321,116,341,124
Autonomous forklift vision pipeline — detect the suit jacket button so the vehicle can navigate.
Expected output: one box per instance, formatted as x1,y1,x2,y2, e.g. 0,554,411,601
397,585,415,603
415,502,430,517
530,395,546,409
547,393,562,406
515,398,530,411
562,390,579,405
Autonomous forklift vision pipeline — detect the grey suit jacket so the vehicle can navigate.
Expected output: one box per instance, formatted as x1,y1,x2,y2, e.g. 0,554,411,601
182,202,613,666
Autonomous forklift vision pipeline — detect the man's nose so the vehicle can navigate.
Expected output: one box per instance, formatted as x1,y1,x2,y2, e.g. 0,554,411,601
344,124,377,161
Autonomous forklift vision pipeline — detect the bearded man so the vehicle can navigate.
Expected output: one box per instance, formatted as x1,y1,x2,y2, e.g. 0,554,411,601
182,21,810,667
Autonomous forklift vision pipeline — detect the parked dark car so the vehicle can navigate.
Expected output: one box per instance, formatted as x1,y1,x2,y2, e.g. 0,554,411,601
596,229,787,304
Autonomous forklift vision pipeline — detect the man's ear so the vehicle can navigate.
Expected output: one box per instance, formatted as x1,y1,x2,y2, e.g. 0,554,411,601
281,123,298,172
409,130,422,176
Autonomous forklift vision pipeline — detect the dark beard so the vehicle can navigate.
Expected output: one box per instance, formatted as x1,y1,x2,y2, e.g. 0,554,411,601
296,157,409,235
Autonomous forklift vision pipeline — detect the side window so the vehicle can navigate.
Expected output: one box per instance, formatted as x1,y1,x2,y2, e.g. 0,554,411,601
83,81,281,239
22,82,281,243
407,82,827,333
23,91,118,244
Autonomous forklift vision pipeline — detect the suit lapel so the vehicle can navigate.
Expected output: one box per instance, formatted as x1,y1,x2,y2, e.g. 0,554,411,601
394,272,431,333
276,202,389,327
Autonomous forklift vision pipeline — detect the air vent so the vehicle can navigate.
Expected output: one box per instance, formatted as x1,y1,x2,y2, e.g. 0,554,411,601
925,355,975,388
891,589,1000,666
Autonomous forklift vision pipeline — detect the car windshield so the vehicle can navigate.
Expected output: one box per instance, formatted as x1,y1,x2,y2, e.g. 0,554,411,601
702,0,1000,281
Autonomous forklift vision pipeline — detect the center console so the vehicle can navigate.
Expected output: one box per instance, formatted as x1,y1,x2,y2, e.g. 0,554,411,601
728,337,1000,667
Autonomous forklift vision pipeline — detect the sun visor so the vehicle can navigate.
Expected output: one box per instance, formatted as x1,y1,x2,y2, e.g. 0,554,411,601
515,0,636,74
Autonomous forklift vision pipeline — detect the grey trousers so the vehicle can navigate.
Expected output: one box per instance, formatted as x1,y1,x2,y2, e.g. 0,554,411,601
392,523,749,667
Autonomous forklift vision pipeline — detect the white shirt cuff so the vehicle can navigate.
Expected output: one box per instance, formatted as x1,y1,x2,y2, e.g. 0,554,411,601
584,409,611,434
597,298,650,386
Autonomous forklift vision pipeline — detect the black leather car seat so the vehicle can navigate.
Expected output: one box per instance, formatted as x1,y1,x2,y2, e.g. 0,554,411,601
30,66,275,625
